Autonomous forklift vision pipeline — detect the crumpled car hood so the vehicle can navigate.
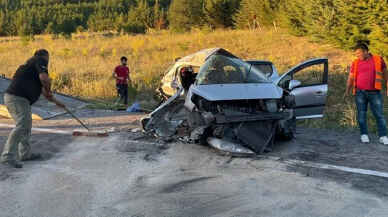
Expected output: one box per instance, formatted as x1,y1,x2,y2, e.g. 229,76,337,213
190,83,283,101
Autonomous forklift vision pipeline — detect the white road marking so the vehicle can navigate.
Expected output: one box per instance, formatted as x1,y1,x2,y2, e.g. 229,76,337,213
267,156,388,179
1,123,388,179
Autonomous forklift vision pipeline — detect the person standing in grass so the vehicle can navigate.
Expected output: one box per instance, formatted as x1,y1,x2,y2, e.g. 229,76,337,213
1,49,66,168
345,43,388,145
113,56,131,106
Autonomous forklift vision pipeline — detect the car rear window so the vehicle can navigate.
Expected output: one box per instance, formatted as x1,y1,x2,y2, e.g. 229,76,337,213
252,63,273,77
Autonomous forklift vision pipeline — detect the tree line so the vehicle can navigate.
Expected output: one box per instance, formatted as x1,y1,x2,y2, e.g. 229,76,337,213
0,0,172,36
172,0,387,56
0,0,386,56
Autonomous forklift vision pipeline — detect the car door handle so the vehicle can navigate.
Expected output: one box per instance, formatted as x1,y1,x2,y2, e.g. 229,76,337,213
315,91,325,96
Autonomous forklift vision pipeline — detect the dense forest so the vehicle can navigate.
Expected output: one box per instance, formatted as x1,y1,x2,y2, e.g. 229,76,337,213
0,0,387,56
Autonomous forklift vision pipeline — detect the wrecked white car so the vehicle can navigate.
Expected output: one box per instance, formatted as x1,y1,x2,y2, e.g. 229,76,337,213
142,48,328,156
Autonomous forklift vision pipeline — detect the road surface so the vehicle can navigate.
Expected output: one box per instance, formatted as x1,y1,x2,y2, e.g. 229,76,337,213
1,110,388,217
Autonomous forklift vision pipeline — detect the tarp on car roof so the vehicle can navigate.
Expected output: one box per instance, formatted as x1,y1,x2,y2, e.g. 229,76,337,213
0,77,88,120
160,48,238,96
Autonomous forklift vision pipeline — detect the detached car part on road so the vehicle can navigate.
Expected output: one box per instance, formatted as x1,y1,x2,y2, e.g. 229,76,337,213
142,48,328,156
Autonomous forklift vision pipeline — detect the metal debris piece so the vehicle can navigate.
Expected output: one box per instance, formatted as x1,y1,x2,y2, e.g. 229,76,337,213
207,137,255,156
131,128,142,133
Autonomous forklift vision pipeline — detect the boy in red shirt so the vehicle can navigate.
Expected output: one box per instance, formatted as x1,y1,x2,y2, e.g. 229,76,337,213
113,56,131,106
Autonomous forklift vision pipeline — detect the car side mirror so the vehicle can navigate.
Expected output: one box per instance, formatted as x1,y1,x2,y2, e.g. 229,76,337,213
289,79,301,90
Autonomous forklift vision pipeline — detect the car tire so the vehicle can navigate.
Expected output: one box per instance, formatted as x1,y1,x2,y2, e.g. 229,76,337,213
199,127,213,145
277,131,294,141
277,117,296,141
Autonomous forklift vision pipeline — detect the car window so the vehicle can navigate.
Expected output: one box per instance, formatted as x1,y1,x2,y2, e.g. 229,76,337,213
197,55,270,85
279,61,326,89
252,64,273,77
293,64,324,86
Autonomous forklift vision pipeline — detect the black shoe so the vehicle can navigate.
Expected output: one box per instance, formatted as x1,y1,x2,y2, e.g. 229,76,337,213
21,153,43,161
1,161,23,168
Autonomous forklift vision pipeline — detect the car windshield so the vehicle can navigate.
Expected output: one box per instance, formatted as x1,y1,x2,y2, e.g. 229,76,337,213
196,55,270,85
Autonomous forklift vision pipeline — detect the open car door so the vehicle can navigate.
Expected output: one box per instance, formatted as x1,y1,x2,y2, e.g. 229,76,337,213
276,58,328,119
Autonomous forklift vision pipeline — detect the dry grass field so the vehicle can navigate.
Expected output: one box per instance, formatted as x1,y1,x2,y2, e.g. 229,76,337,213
1,28,385,131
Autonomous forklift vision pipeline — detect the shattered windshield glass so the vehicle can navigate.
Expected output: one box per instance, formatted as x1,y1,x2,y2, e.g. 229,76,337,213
196,55,270,85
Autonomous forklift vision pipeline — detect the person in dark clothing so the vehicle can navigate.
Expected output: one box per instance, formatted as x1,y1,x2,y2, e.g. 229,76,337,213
180,66,195,91
113,56,131,106
1,49,65,168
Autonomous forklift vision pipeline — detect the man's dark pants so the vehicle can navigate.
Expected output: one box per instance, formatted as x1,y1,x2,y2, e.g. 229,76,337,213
116,84,128,105
355,90,387,137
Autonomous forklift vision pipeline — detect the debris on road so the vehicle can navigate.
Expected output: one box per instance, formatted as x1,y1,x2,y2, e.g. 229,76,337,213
126,102,142,112
131,128,142,133
72,130,109,137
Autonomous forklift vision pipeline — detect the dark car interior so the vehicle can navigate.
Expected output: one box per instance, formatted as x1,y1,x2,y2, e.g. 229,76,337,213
179,66,197,91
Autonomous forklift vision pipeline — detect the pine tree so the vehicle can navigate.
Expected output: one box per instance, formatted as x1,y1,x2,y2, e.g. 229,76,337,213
153,0,166,30
367,0,388,57
234,0,281,30
0,10,5,36
306,0,339,42
168,0,205,32
204,0,240,29
277,0,309,35
332,0,373,48
15,9,34,36
128,0,153,29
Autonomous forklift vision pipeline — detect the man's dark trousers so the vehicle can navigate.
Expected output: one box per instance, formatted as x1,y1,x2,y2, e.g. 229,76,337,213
116,84,128,105
355,90,387,137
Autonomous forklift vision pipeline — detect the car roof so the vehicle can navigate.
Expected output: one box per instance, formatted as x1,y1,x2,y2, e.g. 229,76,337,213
245,60,274,65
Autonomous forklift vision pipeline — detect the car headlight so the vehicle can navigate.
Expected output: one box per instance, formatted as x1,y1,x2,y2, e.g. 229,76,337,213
265,99,278,113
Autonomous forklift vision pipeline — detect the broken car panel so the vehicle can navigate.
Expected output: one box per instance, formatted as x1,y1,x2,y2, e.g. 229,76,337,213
142,48,328,156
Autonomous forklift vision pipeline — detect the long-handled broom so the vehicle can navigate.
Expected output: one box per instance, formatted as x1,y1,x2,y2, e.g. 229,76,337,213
63,107,109,137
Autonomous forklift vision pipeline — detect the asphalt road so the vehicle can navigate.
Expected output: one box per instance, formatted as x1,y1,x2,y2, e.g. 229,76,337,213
1,112,388,217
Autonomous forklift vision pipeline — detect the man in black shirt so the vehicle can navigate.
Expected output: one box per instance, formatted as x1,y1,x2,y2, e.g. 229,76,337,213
1,49,65,168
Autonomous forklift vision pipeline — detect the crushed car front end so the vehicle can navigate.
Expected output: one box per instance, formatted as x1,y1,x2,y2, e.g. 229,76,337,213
142,48,297,156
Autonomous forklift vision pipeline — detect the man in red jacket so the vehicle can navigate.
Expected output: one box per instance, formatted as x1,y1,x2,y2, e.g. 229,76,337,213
345,43,388,144
113,56,131,106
